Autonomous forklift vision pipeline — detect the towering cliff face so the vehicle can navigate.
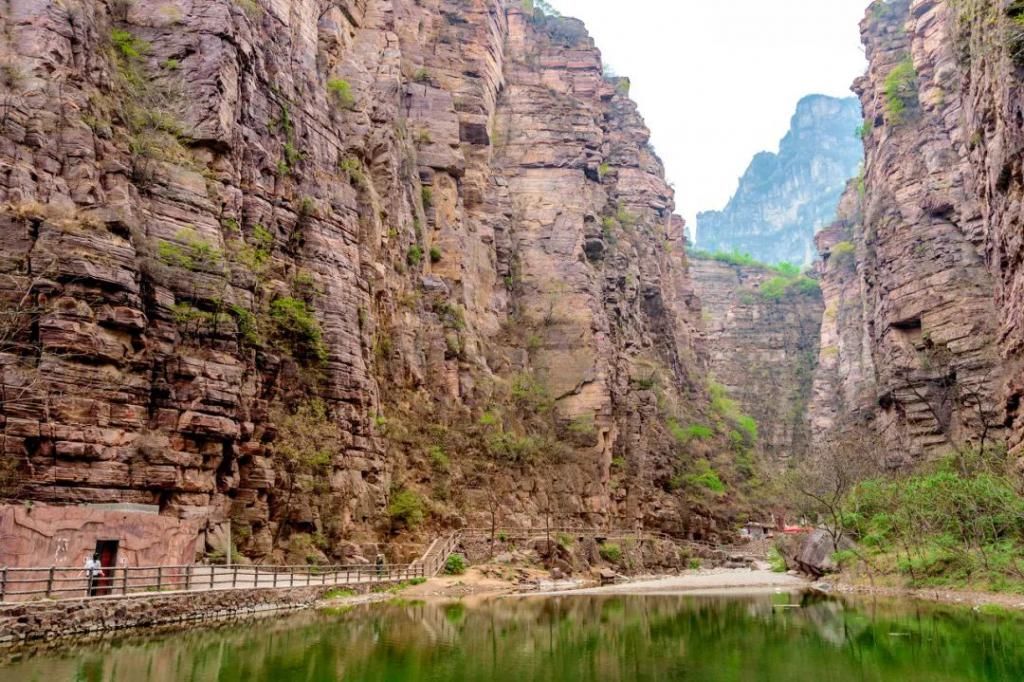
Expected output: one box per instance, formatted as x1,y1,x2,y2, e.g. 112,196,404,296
811,0,1018,463
690,257,822,466
0,0,735,560
696,95,863,266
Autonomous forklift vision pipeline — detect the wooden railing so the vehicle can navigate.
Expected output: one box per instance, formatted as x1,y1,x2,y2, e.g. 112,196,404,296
0,561,426,604
460,526,768,558
414,532,462,576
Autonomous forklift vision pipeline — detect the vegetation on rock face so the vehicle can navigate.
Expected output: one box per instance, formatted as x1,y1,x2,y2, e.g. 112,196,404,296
388,488,426,530
270,297,328,365
689,250,820,299
599,542,623,563
327,78,356,110
682,460,726,495
883,57,918,124
267,399,341,549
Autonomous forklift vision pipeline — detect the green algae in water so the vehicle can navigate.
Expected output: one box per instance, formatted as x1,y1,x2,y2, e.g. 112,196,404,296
3,593,1024,681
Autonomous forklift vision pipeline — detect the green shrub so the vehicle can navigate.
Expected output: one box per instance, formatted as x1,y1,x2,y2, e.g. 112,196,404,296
831,240,855,258
428,445,450,473
768,547,787,573
111,29,149,60
883,57,917,124
736,415,758,442
688,558,702,570
709,381,738,417
599,543,623,563
668,419,714,444
413,68,430,83
444,553,467,575
339,156,365,186
854,120,872,140
269,297,328,364
322,588,356,600
229,304,262,346
759,276,790,301
157,229,224,271
597,162,611,180
485,432,542,464
429,246,442,263
510,372,551,412
327,78,356,109
407,245,424,266
421,187,433,208
760,274,820,301
689,249,760,267
388,488,425,529
685,460,726,494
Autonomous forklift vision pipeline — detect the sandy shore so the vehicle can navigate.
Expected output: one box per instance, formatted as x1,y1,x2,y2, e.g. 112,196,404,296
388,566,809,603
532,569,808,597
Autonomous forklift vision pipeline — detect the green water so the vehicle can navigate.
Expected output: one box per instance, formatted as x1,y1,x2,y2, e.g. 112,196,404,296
2,592,1023,681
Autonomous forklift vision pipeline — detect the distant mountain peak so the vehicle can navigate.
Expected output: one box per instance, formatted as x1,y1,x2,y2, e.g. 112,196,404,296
696,95,863,265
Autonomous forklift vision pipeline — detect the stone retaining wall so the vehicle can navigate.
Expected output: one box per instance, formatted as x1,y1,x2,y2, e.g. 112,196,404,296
0,582,378,645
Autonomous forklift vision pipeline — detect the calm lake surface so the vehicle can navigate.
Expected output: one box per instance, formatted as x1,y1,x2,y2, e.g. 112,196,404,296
2,592,1022,681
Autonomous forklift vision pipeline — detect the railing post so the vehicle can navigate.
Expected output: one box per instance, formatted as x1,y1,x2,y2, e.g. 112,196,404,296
210,565,215,590
290,569,294,588
122,567,128,596
232,565,238,589
273,569,278,589
0,567,6,602
254,565,259,588
185,564,192,591
157,566,163,592
46,567,54,599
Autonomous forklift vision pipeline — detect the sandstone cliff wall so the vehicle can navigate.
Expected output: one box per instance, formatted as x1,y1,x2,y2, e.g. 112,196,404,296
811,0,1018,462
0,0,732,560
690,257,822,467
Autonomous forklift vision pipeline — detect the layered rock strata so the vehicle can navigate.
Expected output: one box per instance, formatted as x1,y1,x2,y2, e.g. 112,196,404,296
0,0,728,559
811,0,1013,463
690,257,823,466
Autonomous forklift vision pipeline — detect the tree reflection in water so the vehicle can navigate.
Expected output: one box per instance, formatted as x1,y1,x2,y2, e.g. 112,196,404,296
3,592,1022,681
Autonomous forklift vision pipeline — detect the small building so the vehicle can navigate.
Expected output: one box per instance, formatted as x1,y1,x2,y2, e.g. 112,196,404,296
0,503,200,601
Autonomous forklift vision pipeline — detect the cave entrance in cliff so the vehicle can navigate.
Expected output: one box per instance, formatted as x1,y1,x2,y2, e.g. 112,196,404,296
92,540,119,595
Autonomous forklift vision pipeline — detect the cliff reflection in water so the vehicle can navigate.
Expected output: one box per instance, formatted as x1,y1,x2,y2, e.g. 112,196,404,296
4,593,1023,681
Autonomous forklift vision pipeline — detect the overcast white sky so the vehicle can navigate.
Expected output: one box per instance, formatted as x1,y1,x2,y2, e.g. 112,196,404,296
547,0,872,234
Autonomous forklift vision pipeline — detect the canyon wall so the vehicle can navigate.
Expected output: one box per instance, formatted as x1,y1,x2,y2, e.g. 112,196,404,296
690,257,822,467
811,0,1024,463
696,95,863,266
0,0,741,561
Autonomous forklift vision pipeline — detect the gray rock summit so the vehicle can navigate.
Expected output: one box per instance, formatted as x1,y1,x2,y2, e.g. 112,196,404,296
696,95,863,265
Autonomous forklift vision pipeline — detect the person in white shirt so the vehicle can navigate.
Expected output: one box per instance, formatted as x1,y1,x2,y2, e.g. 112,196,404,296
83,553,104,596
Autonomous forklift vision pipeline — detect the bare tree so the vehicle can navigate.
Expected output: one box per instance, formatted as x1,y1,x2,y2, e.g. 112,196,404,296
788,426,882,548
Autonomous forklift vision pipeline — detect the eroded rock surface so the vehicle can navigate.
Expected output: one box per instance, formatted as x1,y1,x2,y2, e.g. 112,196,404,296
811,0,1011,463
690,257,822,466
0,0,728,559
